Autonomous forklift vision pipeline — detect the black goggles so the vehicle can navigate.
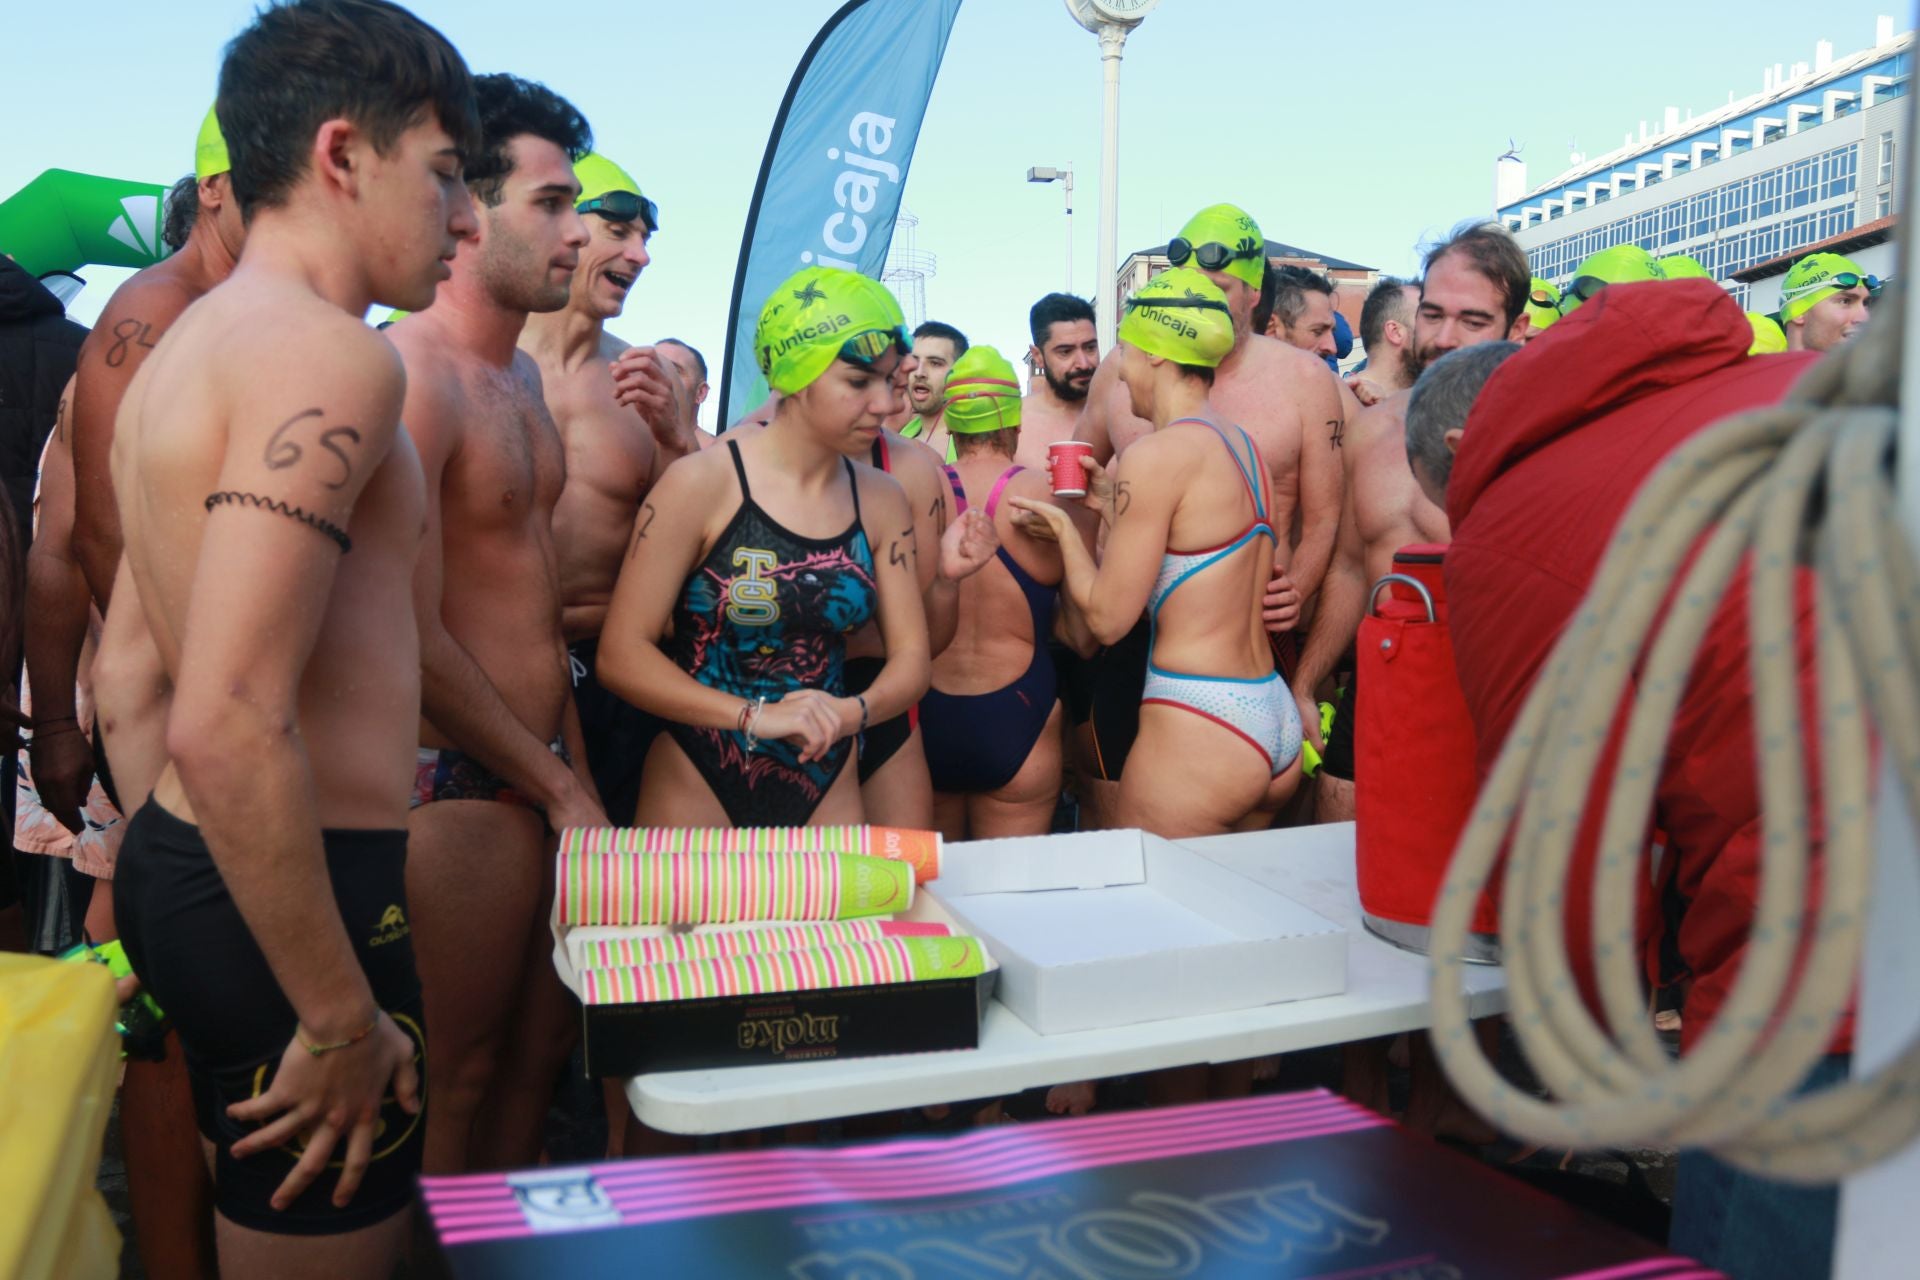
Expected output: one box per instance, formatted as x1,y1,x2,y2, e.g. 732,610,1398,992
1166,237,1262,272
578,190,659,232
1558,275,1608,314
1527,286,1559,310
1124,294,1232,317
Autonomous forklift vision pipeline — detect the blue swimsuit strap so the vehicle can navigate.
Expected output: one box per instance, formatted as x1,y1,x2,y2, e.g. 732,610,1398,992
1150,420,1277,619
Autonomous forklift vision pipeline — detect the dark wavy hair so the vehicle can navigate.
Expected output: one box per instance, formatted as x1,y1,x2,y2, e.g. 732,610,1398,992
217,0,480,217
465,74,592,207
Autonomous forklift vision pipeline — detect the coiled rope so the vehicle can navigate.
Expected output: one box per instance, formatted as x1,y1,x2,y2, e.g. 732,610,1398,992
1428,287,1920,1183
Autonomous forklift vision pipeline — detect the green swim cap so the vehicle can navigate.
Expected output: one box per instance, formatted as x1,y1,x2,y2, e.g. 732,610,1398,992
944,346,1022,434
1746,312,1788,355
195,105,230,182
1119,266,1236,368
754,266,909,395
1779,251,1872,324
1658,254,1709,280
574,152,640,204
1561,243,1663,314
1174,203,1267,290
1524,277,1560,333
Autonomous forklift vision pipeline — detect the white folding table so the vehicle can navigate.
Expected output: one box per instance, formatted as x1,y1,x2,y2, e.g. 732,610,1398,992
623,823,1508,1134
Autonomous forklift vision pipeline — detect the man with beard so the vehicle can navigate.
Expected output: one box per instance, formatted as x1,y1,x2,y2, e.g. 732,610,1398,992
386,74,605,1175
1074,204,1342,827
1014,292,1101,471
1293,221,1529,821
1345,277,1418,405
897,319,966,460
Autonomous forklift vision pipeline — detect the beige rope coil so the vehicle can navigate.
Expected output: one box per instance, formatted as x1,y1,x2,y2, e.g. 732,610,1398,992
1428,288,1920,1184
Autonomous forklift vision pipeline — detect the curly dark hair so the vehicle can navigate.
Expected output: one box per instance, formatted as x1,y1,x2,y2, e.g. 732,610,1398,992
465,74,592,207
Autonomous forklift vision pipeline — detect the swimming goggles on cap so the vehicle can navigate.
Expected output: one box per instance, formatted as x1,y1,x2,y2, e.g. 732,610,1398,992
1528,286,1558,308
1167,237,1264,272
839,326,912,367
1124,294,1232,317
1558,275,1608,313
579,190,660,232
1782,271,1884,302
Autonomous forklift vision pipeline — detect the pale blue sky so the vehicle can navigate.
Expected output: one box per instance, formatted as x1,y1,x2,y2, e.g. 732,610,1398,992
3,0,1905,422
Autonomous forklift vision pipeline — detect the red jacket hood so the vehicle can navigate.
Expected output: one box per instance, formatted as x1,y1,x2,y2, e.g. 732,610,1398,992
1448,279,1763,528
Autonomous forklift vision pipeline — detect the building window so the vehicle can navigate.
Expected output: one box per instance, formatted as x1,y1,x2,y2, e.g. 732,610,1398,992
1880,132,1895,186
1879,190,1893,219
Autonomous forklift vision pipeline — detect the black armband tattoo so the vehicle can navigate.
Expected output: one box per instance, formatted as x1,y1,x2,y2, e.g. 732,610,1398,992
204,491,352,553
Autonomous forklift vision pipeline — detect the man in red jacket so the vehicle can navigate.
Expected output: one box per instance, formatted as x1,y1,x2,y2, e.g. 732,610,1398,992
1444,276,1843,1280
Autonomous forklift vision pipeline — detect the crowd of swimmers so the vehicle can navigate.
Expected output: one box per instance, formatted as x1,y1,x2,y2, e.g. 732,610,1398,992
0,0,1883,1275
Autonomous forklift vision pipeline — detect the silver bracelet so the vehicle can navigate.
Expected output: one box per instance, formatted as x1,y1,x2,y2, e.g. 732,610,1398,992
743,695,768,751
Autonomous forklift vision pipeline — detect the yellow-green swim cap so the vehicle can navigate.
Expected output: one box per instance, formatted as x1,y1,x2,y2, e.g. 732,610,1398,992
1524,277,1560,333
1658,254,1710,279
1779,251,1873,324
1119,266,1236,368
195,104,230,181
1746,312,1788,355
1173,203,1267,291
573,151,656,230
944,346,1022,434
754,266,909,394
1560,244,1663,314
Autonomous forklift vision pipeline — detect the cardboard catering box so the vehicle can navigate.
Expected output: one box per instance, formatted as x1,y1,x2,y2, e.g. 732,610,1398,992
928,829,1345,1035
551,886,996,1079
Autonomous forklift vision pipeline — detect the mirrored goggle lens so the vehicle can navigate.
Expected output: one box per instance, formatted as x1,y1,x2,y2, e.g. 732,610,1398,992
579,191,659,230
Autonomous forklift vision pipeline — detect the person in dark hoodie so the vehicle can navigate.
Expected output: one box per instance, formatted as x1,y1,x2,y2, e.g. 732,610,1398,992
0,254,87,946
0,256,86,554
1444,277,1840,1280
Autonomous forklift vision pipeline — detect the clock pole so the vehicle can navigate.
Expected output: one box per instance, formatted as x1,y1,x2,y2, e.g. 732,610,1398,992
1064,0,1161,347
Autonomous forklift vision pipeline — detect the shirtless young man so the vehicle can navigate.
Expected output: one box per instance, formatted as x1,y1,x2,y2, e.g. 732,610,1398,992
1293,222,1530,822
386,74,604,1175
59,106,244,1280
897,319,965,460
520,151,694,830
1013,292,1101,472
1074,204,1342,826
1345,277,1418,407
105,3,477,1271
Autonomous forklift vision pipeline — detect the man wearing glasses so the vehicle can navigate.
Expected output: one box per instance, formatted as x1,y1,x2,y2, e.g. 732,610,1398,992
1778,251,1878,354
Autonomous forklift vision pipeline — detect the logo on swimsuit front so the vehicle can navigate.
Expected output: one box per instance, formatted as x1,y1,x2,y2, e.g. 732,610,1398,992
368,904,411,948
727,548,782,625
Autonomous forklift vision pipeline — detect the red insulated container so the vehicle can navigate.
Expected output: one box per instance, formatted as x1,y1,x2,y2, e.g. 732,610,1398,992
1047,440,1093,497
1354,544,1500,961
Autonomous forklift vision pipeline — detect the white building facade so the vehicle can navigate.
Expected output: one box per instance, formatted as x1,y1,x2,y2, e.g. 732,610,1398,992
1501,27,1910,309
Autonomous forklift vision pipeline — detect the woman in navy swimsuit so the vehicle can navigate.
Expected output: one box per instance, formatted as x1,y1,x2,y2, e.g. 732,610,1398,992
596,268,931,827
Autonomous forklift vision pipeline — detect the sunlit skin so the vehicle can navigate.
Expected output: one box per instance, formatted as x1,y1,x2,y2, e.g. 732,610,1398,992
1786,285,1869,353
1409,251,1525,376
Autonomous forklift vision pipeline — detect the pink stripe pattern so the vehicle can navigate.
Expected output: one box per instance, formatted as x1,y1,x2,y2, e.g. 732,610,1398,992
424,1091,1390,1246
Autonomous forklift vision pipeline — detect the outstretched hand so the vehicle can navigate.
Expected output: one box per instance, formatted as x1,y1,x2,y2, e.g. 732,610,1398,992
940,508,999,581
1345,375,1384,408
1007,495,1072,544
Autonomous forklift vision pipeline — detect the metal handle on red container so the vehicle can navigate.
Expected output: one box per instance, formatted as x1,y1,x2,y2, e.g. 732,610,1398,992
1368,573,1436,623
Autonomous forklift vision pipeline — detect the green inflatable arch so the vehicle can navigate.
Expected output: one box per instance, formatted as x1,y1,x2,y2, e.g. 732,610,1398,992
0,168,172,280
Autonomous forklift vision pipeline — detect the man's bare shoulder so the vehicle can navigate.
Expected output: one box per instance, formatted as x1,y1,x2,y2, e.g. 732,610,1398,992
597,331,630,362
1353,390,1410,441
86,263,206,342
887,429,944,471
192,282,403,398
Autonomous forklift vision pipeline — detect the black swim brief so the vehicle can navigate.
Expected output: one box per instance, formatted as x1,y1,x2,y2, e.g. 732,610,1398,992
113,799,426,1235
845,655,914,785
1319,669,1357,783
570,637,664,828
1085,619,1151,782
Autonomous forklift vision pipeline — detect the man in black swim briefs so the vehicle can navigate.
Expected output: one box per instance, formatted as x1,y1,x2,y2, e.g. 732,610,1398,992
108,3,480,1271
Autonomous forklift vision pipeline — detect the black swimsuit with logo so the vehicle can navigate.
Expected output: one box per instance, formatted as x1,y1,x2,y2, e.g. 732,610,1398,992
666,442,877,826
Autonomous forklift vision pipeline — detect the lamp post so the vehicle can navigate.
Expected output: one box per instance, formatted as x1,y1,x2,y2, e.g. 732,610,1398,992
1063,0,1162,346
1026,164,1074,294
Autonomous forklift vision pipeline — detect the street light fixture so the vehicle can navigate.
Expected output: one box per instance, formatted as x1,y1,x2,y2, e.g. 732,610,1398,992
1027,164,1074,294
1063,0,1163,345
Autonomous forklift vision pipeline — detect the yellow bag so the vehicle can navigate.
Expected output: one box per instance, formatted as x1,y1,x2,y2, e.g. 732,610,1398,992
0,954,121,1279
